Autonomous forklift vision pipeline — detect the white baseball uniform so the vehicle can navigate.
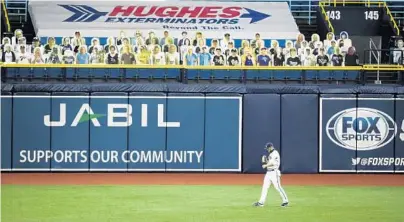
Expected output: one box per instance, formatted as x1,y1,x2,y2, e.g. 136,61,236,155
258,149,289,204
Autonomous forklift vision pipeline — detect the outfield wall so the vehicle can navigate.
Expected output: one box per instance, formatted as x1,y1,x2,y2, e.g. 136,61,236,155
1,84,404,173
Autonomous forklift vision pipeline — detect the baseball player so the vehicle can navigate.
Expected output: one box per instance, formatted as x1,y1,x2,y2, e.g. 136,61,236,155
253,142,289,207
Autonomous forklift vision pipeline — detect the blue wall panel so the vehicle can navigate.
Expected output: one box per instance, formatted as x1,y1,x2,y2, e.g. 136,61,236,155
1,93,12,170
51,93,90,170
128,93,167,171
166,94,205,171
89,93,128,170
281,94,318,173
320,96,357,172
204,95,241,171
395,96,404,173
242,94,281,173
13,93,51,170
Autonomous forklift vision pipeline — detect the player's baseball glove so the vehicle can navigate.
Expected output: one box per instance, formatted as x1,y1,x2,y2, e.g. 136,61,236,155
261,155,268,164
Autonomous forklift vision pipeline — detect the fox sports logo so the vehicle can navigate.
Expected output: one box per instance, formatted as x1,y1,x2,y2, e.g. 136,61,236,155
326,108,397,151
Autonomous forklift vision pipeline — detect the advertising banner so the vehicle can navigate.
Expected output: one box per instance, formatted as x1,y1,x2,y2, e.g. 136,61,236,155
29,0,299,39
4,94,241,172
320,97,404,173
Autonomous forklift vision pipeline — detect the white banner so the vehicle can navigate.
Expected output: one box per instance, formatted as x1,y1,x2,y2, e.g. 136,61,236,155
29,0,299,39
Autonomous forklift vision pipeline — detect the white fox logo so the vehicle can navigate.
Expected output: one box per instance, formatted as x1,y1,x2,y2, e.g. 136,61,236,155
352,158,361,166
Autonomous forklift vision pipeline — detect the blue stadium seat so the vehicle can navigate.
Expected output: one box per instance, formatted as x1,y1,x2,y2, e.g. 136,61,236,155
345,71,359,80
245,70,272,81
106,68,123,79
333,71,345,80
318,70,331,80
91,68,106,79
165,68,180,80
47,68,63,79
126,68,180,81
32,68,47,79
66,68,76,79
5,68,18,79
137,68,154,79
305,70,318,80
273,70,286,80
285,70,301,80
126,68,140,80
75,68,90,79
186,69,212,81
212,69,243,81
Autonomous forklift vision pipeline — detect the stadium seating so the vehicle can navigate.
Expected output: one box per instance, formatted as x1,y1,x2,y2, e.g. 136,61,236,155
1,0,403,85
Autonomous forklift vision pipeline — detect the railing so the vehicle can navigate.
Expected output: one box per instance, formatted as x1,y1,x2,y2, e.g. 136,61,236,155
318,1,335,34
1,0,11,32
1,63,403,69
0,63,365,70
383,1,401,36
364,49,404,65
1,64,403,84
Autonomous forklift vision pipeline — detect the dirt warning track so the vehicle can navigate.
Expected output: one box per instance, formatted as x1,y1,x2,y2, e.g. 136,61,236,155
2,173,404,186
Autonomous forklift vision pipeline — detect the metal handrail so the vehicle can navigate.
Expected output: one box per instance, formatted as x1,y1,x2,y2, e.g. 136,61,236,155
369,38,380,65
368,38,381,83
1,0,11,32
319,1,335,34
383,1,401,36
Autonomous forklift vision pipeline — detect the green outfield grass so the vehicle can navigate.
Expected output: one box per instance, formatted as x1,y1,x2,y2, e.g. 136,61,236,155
2,185,404,222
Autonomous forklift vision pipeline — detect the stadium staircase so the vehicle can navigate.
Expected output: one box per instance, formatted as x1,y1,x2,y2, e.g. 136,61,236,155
2,0,33,41
362,65,403,84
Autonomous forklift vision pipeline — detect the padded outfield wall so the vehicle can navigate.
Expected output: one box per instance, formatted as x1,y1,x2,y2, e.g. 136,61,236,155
1,83,404,173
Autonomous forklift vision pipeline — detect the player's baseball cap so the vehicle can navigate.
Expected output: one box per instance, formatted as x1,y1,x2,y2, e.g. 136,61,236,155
265,142,274,149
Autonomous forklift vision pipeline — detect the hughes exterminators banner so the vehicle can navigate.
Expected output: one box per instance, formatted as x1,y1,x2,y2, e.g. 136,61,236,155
28,0,299,39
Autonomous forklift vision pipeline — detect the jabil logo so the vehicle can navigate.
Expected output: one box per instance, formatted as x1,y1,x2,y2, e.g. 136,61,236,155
326,108,397,151
43,103,180,128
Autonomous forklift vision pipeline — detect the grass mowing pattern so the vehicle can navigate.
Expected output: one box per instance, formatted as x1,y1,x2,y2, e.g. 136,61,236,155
2,185,404,222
